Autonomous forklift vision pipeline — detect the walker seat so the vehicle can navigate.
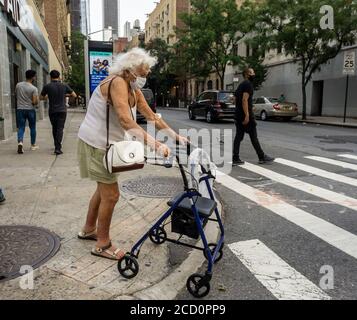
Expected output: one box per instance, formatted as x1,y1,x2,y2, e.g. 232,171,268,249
168,192,217,219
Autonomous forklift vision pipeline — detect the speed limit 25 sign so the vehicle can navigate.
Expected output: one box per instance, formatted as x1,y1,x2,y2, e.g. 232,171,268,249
343,51,355,75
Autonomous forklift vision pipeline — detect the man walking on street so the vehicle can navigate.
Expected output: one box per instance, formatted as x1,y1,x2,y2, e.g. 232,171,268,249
15,70,39,154
41,70,77,155
233,68,274,166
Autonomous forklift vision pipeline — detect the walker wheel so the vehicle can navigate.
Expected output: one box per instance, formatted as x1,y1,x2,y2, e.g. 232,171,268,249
118,254,139,279
203,243,224,264
149,227,167,245
187,274,211,298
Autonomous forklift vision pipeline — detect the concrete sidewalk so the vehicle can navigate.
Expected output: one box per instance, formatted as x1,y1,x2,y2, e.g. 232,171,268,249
0,113,221,300
296,115,357,128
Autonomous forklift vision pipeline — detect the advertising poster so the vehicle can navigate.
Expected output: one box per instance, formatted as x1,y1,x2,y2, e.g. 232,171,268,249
89,51,112,95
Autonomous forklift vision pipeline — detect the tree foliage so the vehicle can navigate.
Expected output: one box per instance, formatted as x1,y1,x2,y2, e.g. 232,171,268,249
145,38,177,104
176,0,250,89
249,0,357,119
66,31,86,95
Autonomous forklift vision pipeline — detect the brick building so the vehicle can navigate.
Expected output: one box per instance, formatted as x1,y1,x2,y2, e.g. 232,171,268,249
34,0,71,73
145,0,189,46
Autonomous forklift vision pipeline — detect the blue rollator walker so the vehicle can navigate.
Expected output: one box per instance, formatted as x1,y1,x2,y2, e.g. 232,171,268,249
117,144,225,298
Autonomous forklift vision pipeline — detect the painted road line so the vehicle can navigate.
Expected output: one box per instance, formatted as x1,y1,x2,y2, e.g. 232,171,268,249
305,156,357,171
339,154,357,161
239,162,357,212
216,172,357,259
228,240,331,300
274,158,357,187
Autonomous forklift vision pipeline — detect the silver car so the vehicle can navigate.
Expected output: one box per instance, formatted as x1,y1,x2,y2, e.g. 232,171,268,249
253,97,299,121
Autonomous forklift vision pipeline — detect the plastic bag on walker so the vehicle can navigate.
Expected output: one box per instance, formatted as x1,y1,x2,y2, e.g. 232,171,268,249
188,148,217,200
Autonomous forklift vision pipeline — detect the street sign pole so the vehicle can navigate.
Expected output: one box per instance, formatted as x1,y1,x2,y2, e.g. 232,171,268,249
343,75,349,124
342,51,355,123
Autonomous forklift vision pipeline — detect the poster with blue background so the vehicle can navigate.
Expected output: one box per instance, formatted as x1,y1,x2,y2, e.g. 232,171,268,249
89,51,112,95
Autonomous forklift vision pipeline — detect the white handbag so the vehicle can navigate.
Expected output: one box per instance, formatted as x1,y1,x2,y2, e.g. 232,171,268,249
103,77,145,174
104,140,145,174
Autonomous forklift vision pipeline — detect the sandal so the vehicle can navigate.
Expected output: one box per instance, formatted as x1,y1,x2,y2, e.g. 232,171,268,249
91,242,126,261
78,229,98,241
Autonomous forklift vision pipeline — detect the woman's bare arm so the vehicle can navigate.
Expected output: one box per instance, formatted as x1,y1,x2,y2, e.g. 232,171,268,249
135,89,185,143
108,78,162,152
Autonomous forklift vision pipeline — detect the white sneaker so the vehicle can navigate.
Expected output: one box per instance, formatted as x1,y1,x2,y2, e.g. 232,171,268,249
31,145,40,151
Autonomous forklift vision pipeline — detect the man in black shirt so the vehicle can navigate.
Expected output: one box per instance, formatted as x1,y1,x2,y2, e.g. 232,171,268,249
41,70,77,155
233,68,274,166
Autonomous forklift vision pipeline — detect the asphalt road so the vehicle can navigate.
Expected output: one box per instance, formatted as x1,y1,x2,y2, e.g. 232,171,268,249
156,108,357,300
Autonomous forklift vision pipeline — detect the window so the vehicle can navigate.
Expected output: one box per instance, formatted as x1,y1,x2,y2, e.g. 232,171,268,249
218,92,235,103
246,44,250,57
233,44,238,56
216,79,220,90
207,80,213,90
256,98,265,104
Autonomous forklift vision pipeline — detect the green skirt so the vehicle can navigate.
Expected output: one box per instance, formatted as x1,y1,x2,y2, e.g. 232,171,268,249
77,139,118,185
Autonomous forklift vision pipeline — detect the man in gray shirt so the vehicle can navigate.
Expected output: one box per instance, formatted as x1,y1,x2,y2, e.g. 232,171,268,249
15,70,39,154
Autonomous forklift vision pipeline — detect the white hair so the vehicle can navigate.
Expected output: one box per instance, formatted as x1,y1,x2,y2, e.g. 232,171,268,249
110,47,157,75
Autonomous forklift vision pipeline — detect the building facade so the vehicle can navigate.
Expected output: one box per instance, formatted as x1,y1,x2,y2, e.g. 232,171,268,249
145,0,189,46
103,0,119,39
39,0,71,73
123,21,131,41
70,0,89,35
0,0,67,141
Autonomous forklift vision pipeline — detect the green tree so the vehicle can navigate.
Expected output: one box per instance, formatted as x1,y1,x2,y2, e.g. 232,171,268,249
251,0,357,119
66,31,86,95
145,38,177,106
176,0,249,90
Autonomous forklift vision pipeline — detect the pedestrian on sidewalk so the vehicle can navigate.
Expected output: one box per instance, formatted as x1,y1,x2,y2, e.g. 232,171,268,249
40,70,77,155
233,68,275,166
77,47,188,261
15,70,39,154
0,187,5,204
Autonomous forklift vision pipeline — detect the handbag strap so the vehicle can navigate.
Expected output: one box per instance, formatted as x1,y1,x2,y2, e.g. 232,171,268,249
105,77,136,150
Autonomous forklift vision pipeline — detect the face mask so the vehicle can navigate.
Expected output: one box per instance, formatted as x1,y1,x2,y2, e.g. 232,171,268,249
130,72,147,90
248,75,256,82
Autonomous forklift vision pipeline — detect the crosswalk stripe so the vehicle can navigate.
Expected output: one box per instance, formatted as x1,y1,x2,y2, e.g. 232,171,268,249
305,156,357,171
275,158,357,187
216,171,357,260
228,240,331,300
239,162,357,212
339,154,357,161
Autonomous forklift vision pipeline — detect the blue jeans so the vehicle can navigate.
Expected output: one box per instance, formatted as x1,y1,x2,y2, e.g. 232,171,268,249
17,109,37,145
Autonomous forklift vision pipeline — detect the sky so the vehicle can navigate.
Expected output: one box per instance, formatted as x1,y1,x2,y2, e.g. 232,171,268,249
89,0,157,39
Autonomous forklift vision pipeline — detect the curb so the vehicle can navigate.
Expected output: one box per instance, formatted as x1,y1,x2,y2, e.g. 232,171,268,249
130,200,224,300
157,107,188,112
295,119,357,129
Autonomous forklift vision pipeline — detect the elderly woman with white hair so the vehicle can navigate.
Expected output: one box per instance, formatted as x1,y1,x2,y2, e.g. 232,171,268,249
77,48,188,260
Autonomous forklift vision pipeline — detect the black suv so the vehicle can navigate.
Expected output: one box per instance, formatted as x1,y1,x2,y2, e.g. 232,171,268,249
137,89,156,123
188,90,236,123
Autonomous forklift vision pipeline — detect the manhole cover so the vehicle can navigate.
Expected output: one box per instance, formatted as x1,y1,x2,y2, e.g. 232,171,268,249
0,225,61,282
120,176,183,198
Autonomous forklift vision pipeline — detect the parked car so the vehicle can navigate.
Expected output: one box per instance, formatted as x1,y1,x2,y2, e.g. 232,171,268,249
253,96,299,121
137,88,156,123
188,90,236,123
